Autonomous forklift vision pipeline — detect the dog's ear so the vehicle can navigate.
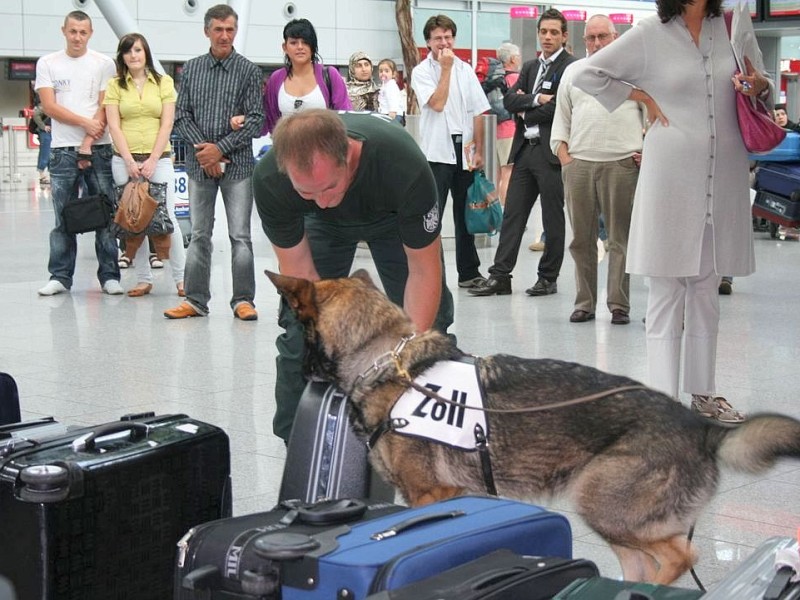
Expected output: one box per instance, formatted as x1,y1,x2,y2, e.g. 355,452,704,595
265,270,318,322
351,269,377,288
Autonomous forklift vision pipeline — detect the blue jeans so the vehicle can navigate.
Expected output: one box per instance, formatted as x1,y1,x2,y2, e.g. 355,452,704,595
47,145,119,288
184,176,255,313
37,130,52,172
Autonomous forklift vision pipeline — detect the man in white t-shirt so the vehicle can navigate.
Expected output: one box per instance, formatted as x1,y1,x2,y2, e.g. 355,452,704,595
35,10,121,296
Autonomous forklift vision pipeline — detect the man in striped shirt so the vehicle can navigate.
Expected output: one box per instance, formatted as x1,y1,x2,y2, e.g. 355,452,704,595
164,4,264,321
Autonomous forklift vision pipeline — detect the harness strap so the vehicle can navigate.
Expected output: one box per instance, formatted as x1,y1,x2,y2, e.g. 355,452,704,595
474,423,498,496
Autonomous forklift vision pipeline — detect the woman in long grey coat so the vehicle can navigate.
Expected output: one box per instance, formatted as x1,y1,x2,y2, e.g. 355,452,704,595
572,0,772,422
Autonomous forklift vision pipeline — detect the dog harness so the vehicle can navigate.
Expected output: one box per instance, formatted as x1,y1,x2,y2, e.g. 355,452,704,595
367,356,498,496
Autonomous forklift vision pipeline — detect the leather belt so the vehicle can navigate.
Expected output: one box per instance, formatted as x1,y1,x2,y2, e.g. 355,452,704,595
114,151,171,161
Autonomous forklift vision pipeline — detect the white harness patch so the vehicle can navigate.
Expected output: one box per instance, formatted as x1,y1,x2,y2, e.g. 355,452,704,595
389,360,488,450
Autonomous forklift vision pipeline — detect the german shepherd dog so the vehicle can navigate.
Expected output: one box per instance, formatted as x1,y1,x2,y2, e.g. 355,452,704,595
268,269,800,585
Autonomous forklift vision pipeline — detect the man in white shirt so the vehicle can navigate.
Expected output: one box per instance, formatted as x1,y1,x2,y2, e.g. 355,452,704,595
36,10,120,296
412,14,491,289
550,14,645,325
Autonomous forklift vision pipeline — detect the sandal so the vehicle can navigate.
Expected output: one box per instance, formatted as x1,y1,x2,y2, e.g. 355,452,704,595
176,282,185,297
149,254,164,269
127,283,153,297
118,256,132,269
691,395,746,424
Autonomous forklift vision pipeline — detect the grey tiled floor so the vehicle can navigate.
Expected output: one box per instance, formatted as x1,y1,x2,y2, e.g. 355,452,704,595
2,172,800,591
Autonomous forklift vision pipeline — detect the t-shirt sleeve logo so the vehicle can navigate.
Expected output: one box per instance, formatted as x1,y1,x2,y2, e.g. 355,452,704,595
423,202,440,233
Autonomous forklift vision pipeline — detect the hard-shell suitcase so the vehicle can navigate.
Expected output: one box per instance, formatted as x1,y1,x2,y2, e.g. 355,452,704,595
279,382,395,503
552,577,704,599
0,372,20,425
175,498,406,599
366,548,599,600
0,412,231,600
703,536,800,599
753,162,800,227
750,131,800,162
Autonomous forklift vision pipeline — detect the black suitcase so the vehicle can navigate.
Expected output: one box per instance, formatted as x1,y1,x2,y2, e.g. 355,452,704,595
175,498,405,599
367,549,599,600
279,382,395,503
753,163,800,227
0,412,231,600
0,372,20,425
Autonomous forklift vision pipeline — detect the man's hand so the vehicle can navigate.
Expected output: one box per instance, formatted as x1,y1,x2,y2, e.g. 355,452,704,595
82,118,105,139
538,94,554,104
194,142,224,168
438,48,455,71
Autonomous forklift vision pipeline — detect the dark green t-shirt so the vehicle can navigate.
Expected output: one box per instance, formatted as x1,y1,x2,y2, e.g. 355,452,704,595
253,112,441,250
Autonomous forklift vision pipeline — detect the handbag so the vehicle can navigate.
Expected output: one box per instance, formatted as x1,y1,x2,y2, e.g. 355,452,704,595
465,170,503,236
143,181,174,236
724,10,786,153
61,195,112,235
113,179,159,237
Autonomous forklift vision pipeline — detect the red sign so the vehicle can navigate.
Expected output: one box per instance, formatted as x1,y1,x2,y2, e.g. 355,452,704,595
510,6,539,18
609,13,634,24
562,9,587,21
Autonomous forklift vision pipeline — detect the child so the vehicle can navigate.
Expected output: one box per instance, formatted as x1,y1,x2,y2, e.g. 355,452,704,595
377,58,405,125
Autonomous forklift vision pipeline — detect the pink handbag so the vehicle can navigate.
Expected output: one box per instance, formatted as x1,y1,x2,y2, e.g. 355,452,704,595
724,11,786,153
735,92,786,153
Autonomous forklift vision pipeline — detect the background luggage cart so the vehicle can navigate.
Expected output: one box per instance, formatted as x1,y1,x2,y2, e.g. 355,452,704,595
172,134,192,247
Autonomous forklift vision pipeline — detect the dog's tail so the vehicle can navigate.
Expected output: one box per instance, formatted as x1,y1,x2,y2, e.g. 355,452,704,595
715,414,800,473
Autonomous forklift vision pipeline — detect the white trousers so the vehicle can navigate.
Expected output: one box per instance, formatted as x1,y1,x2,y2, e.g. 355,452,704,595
645,224,720,399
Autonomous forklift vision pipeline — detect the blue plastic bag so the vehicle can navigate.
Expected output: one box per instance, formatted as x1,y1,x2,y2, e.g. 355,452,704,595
465,171,503,236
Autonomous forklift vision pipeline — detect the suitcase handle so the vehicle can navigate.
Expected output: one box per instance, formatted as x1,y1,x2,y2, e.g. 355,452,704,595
71,421,149,452
370,510,466,540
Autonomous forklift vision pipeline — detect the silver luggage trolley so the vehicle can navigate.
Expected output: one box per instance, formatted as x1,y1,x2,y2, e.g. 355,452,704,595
171,134,191,247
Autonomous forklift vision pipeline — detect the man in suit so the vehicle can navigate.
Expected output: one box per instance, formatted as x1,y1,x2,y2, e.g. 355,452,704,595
470,8,576,297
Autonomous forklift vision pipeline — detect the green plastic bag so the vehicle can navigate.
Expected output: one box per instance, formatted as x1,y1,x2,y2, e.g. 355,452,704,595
465,170,503,236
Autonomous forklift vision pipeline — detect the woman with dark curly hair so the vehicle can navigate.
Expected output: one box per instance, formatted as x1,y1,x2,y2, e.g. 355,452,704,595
572,0,772,424
260,19,351,134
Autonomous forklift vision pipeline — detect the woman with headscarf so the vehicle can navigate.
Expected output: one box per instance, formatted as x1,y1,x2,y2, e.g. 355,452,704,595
346,51,379,111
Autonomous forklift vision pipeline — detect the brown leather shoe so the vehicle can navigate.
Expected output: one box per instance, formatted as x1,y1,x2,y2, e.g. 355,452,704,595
569,309,595,323
234,303,258,321
164,302,202,319
611,309,631,325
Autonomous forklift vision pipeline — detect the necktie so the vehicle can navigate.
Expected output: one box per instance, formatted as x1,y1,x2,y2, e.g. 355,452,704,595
533,58,550,96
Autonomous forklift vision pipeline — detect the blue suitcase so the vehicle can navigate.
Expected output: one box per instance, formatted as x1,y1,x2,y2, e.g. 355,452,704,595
286,496,572,599
176,495,572,599
753,162,800,227
749,131,800,162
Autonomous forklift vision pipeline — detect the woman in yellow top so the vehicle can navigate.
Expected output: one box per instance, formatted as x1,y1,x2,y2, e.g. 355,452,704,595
104,33,185,297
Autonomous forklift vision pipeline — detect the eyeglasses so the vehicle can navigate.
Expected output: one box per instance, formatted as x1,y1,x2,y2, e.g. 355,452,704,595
430,35,454,43
293,98,303,110
583,33,612,43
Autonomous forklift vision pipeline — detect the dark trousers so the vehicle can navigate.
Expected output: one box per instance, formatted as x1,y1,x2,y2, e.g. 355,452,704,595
428,139,482,282
273,214,455,441
489,141,565,282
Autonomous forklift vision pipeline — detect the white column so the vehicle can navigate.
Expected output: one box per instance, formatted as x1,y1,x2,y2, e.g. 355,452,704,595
228,0,253,57
93,0,166,74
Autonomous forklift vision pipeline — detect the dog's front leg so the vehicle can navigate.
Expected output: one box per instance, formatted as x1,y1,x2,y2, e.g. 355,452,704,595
404,485,464,507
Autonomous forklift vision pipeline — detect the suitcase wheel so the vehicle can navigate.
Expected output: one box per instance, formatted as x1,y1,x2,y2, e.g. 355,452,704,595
18,464,71,503
241,567,280,598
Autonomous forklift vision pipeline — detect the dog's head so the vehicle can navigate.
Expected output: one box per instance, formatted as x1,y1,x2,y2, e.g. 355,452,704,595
266,269,414,384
